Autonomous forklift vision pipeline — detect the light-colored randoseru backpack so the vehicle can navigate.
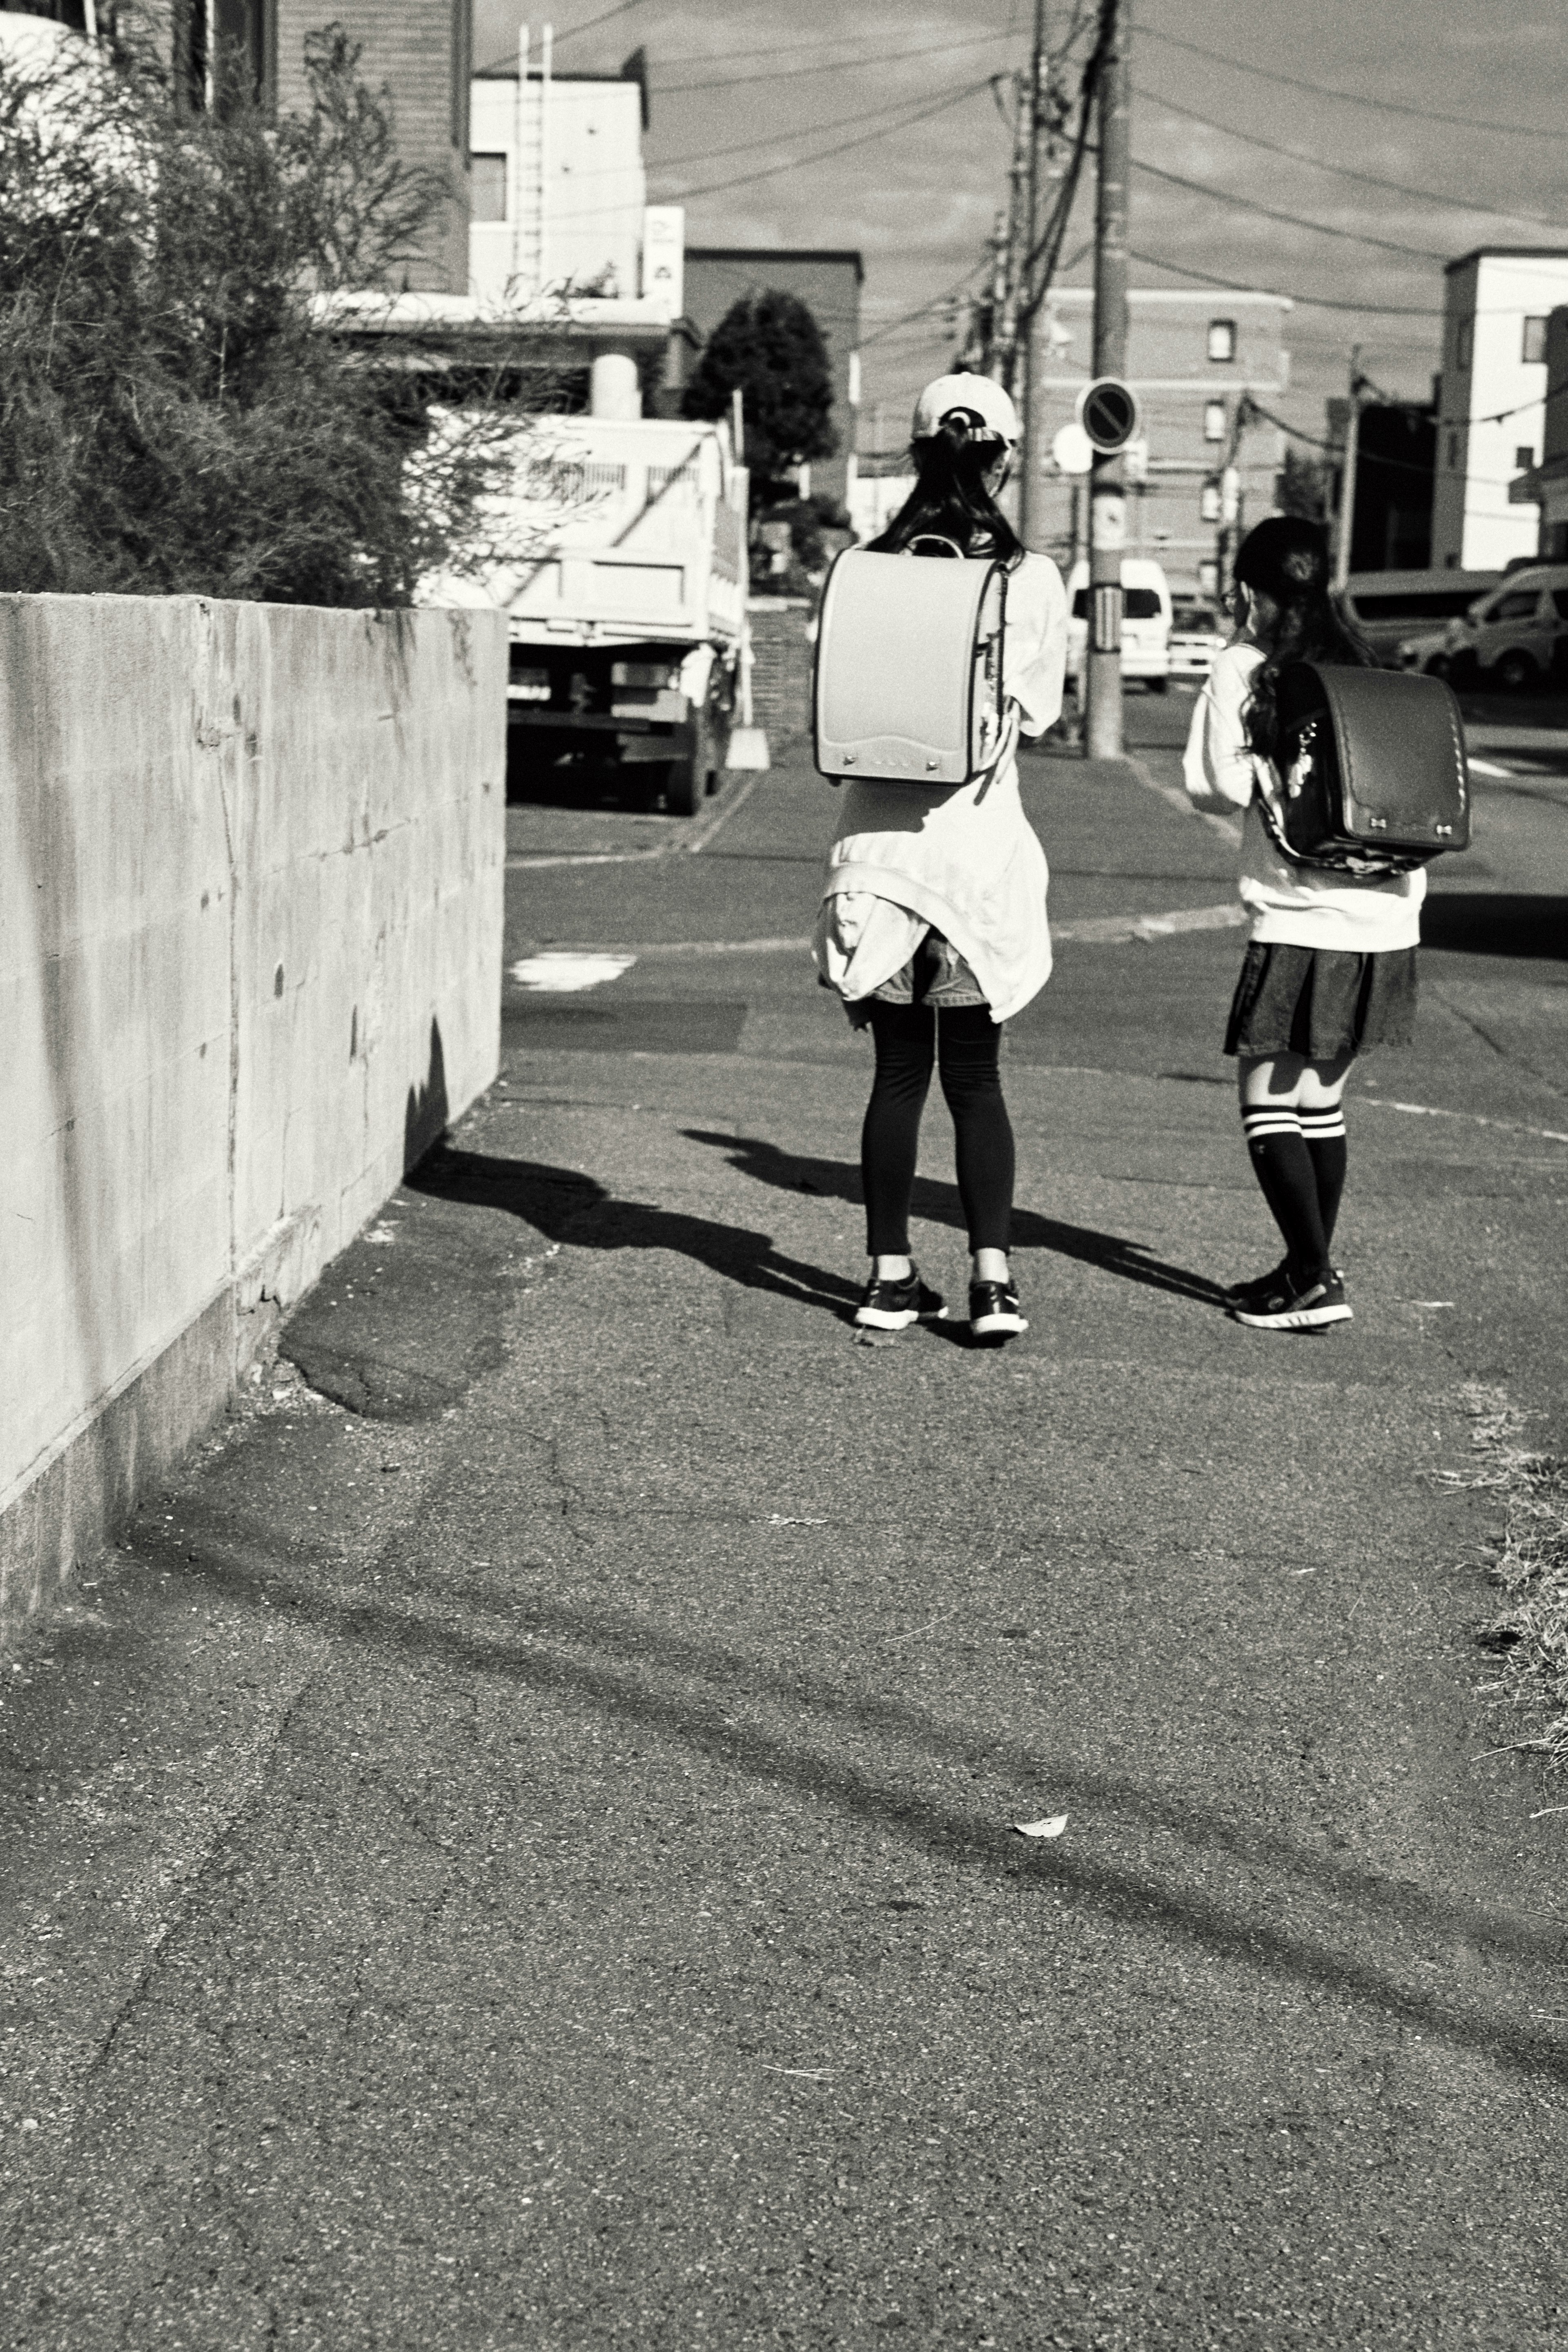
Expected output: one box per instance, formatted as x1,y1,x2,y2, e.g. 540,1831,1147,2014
813,541,1009,788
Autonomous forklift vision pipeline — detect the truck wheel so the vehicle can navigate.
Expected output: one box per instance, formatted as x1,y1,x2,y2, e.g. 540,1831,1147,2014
1494,648,1537,692
1146,676,1169,695
666,710,720,817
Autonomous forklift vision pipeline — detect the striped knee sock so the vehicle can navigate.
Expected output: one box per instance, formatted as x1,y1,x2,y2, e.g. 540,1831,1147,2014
1241,1103,1328,1278
1298,1103,1348,1255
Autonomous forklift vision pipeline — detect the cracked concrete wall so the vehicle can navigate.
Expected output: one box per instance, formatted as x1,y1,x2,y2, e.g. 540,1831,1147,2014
0,592,506,1637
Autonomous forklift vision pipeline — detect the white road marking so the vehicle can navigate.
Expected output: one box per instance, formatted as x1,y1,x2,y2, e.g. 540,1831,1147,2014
1362,1098,1568,1146
1468,758,1515,778
509,953,637,992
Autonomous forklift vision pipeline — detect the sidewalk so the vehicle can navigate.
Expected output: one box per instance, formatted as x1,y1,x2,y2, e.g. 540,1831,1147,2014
2,737,1566,2350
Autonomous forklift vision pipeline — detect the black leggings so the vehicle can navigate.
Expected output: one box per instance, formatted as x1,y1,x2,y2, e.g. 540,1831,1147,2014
862,1001,1015,1256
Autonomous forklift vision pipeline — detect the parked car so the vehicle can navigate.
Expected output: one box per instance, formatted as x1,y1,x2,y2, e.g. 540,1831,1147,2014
1167,603,1227,680
1340,568,1501,666
1067,557,1172,690
1415,565,1568,689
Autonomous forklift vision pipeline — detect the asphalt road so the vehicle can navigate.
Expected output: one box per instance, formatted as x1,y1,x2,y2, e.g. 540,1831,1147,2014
2,689,1566,2351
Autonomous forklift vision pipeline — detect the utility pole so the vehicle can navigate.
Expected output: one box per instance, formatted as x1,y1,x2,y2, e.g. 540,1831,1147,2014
1085,0,1130,761
1334,345,1365,589
1016,0,1051,550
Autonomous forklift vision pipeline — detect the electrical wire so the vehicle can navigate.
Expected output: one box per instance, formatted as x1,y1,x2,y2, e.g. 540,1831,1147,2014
1125,247,1444,318
473,0,658,75
548,74,998,219
659,29,1019,96
1131,83,1568,236
1130,155,1449,263
861,265,989,349
1139,23,1568,143
1241,394,1533,491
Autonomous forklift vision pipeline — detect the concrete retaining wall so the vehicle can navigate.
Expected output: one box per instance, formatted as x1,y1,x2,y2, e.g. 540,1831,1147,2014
0,593,506,1637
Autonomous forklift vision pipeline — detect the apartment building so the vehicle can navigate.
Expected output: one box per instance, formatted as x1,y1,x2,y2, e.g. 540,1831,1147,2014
682,249,864,512
1032,288,1291,596
1431,248,1568,570
1513,306,1568,560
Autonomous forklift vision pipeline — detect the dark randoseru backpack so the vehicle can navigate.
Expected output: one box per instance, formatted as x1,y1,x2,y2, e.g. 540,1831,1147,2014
1258,662,1471,877
813,539,1009,788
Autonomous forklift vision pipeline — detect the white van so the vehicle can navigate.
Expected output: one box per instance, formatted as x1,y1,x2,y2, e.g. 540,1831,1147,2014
1434,564,1568,689
1341,569,1500,667
1067,558,1172,691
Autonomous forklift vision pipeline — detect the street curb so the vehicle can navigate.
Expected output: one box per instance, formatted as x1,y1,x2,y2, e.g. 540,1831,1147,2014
506,767,765,871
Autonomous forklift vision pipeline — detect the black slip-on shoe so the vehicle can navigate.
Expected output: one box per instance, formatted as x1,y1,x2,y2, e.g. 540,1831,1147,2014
969,1280,1027,1342
1230,1269,1352,1332
853,1270,946,1332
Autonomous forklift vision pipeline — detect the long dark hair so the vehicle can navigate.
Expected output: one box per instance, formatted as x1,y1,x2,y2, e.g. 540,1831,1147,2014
1235,515,1375,762
868,415,1024,564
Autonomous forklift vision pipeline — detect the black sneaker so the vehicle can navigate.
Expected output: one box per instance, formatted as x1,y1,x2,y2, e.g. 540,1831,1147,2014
969,1279,1027,1342
853,1269,946,1332
1230,1268,1352,1332
1223,1257,1291,1307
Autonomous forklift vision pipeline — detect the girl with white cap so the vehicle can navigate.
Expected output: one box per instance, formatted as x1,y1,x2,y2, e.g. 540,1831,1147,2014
813,372,1068,1343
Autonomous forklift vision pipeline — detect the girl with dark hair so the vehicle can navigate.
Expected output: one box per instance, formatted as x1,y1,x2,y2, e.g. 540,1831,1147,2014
1183,513,1423,1332
813,374,1067,1344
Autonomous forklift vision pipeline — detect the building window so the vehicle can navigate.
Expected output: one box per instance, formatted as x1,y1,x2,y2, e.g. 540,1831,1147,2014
1203,400,1226,443
452,0,473,152
1207,318,1236,363
1515,444,1537,471
1447,431,1459,469
1456,320,1472,370
1200,479,1222,523
471,154,508,223
183,0,270,111
1522,315,1548,364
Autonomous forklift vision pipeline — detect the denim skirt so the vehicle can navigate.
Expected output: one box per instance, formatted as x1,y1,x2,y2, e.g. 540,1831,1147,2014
1224,940,1417,1059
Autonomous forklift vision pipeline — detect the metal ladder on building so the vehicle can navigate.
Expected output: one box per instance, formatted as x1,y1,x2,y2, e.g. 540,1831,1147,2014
510,23,552,301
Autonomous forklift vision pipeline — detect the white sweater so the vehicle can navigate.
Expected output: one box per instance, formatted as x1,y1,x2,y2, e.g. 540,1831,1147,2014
1183,641,1425,954
814,552,1069,1022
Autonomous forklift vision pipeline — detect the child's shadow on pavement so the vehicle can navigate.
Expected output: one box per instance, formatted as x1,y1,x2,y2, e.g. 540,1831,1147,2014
680,1130,1228,1312
408,1144,861,1321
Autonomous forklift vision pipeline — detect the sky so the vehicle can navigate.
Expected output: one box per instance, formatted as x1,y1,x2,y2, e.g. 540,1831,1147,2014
472,0,1568,453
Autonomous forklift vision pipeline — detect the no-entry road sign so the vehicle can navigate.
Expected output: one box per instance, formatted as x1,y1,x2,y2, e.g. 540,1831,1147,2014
1076,378,1140,455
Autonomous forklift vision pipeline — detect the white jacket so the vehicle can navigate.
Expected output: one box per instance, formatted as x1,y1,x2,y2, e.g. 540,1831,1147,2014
814,551,1069,1022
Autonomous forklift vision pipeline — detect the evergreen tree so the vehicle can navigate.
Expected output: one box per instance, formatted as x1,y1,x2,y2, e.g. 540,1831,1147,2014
683,290,837,505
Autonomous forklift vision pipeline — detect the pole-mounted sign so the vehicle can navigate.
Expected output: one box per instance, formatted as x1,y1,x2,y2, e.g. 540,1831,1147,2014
1076,378,1140,456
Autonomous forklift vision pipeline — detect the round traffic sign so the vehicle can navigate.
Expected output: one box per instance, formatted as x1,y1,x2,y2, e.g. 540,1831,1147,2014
1050,421,1094,476
1076,377,1140,454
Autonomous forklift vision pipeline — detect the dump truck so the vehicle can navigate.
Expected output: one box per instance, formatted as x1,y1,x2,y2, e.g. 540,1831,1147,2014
460,412,750,817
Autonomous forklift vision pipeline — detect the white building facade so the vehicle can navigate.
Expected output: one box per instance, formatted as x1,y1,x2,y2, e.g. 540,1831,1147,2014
1431,247,1568,572
469,43,660,308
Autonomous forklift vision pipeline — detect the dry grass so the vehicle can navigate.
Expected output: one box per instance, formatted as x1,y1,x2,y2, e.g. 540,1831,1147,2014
1442,1385,1568,1789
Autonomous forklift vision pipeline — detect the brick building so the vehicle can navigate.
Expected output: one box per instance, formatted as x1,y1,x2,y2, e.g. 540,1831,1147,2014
1031,288,1291,597
98,0,474,293
682,248,863,512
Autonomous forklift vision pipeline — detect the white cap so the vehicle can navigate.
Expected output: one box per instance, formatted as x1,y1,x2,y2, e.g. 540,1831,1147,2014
911,372,1019,447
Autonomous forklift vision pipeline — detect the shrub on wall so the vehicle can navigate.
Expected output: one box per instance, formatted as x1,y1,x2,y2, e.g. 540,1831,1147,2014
0,23,512,605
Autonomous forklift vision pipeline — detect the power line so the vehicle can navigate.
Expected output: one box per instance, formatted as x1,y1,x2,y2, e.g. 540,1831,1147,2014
1140,23,1568,143
473,0,657,75
659,29,1018,96
861,265,988,349
1124,247,1444,317
1132,84,1568,236
1131,155,1449,263
1243,394,1533,491
561,76,997,216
